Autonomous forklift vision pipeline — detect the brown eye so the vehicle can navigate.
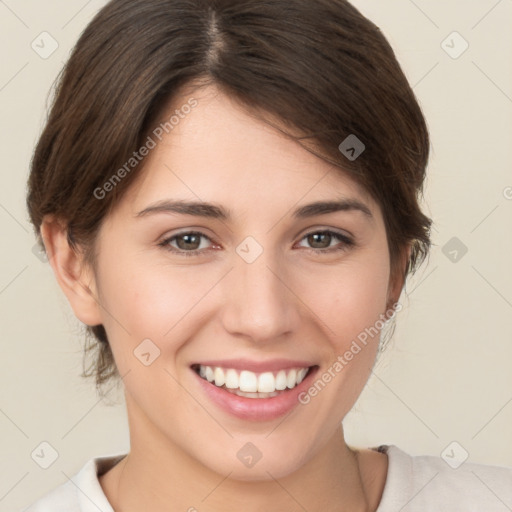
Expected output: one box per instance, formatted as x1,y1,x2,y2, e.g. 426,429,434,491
159,231,213,257
298,230,354,253
307,232,333,249
175,233,202,250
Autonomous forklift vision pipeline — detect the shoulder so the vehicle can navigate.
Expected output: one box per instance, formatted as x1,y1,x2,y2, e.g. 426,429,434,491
375,444,512,512
21,477,77,512
21,453,127,512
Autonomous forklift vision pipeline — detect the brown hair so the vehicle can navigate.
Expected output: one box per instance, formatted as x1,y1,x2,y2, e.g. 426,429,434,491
27,0,432,397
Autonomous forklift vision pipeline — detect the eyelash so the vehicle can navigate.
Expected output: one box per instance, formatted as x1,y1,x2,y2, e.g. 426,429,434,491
158,229,355,257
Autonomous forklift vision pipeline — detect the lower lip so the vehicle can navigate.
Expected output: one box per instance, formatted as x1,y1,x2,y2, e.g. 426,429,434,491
191,366,319,422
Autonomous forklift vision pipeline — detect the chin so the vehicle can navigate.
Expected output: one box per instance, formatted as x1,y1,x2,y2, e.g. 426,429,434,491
201,445,307,482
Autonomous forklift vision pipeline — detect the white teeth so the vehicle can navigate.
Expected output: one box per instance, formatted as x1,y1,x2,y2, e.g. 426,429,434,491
196,365,311,394
226,388,280,399
257,372,275,393
297,367,308,384
286,369,297,389
275,370,288,390
225,368,239,389
214,367,225,387
239,370,258,392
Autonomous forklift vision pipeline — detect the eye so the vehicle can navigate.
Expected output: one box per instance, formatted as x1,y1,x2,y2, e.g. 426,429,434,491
158,229,355,257
297,230,355,254
159,231,215,257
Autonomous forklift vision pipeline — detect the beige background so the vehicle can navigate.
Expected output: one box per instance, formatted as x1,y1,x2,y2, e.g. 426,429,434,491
1,1,511,510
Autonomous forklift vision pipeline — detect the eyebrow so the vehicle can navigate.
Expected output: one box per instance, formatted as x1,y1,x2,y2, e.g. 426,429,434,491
135,198,373,221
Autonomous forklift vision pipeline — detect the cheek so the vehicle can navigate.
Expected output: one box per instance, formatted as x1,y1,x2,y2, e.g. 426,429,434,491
289,256,391,433
96,231,391,367
95,253,213,361
302,253,391,350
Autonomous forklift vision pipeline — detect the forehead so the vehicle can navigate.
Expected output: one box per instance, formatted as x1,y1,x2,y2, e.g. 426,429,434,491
119,83,379,221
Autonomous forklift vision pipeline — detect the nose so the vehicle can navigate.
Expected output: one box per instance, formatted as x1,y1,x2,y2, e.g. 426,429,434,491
220,246,299,343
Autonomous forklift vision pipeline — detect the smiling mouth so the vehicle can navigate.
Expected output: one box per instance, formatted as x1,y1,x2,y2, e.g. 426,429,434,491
191,363,317,398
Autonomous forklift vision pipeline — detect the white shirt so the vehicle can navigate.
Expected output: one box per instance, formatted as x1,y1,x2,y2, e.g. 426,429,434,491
22,445,512,511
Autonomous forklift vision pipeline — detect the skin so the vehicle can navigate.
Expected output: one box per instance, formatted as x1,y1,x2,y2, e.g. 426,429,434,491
42,83,409,512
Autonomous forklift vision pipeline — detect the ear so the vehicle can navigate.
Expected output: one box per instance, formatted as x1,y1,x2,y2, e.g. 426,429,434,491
40,215,103,326
386,243,412,309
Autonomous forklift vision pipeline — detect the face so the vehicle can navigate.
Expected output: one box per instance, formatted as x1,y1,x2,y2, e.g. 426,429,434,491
85,84,400,480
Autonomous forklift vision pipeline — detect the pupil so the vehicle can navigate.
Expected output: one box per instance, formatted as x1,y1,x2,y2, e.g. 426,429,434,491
309,233,330,248
178,234,199,250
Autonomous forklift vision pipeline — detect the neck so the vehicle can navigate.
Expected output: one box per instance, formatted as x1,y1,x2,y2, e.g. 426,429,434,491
102,396,373,512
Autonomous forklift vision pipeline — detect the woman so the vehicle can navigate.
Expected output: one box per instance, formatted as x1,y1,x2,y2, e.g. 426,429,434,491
24,0,512,511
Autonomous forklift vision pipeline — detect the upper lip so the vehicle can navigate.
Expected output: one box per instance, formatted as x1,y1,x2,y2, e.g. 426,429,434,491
191,358,317,373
